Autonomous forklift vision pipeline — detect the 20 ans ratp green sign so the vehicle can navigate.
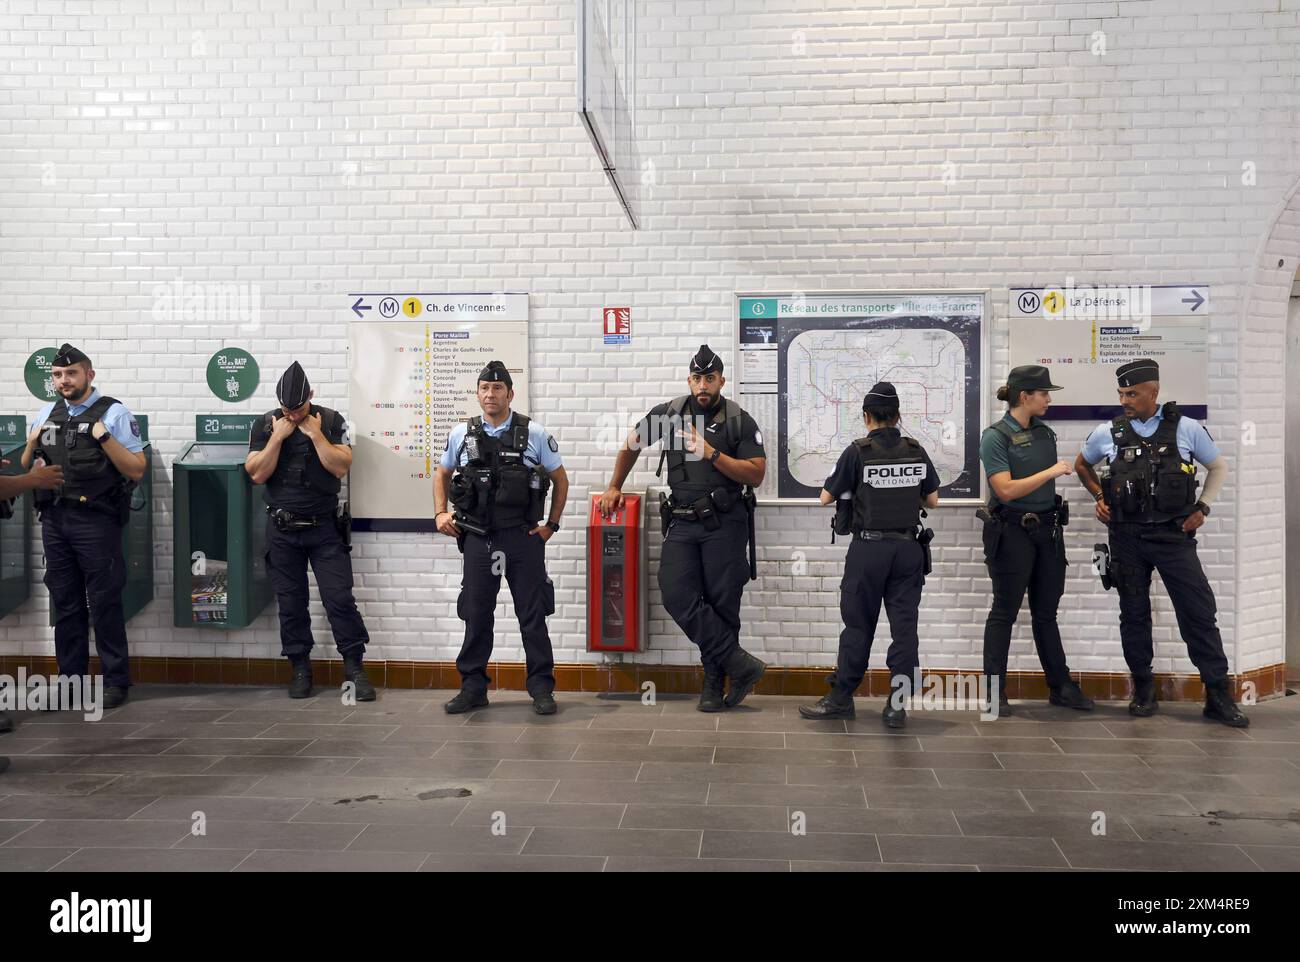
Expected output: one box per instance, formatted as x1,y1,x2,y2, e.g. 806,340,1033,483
206,348,259,402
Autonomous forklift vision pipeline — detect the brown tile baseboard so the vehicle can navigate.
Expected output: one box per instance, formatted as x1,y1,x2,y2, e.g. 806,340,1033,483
0,656,1288,703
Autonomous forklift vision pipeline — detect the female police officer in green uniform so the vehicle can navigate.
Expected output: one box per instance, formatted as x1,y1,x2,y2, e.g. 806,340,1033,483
978,365,1092,716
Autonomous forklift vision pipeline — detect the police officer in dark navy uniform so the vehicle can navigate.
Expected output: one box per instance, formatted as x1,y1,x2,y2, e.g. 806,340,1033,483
798,383,938,729
601,345,767,712
434,360,569,716
0,455,64,734
978,365,1093,716
20,343,147,710
1074,358,1247,727
245,362,374,701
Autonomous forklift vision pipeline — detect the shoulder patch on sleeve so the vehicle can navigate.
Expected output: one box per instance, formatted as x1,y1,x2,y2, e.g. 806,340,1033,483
753,430,762,446
547,434,558,453
129,419,141,438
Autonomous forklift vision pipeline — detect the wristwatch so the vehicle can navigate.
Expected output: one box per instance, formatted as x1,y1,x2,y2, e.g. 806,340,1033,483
708,448,722,465
545,519,561,532
1194,501,1210,517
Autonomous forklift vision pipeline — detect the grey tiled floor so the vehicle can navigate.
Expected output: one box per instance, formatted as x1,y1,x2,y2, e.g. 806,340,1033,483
1,685,1298,872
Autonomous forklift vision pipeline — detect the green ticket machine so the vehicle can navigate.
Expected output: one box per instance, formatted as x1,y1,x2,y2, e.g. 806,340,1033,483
173,415,272,629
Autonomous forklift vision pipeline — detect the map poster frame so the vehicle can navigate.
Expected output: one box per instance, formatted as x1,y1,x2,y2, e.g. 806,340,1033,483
346,292,530,533
733,291,988,507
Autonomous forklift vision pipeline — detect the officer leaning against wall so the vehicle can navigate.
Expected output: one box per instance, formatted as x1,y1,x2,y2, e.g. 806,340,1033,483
1073,358,1247,727
245,362,374,702
977,365,1094,716
434,360,569,717
20,343,147,711
798,382,938,730
0,455,64,738
599,344,767,713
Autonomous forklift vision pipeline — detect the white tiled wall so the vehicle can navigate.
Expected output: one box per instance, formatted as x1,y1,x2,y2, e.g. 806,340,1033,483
2,0,1295,678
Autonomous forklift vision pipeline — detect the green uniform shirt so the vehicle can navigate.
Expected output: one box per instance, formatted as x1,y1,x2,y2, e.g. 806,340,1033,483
978,411,1058,512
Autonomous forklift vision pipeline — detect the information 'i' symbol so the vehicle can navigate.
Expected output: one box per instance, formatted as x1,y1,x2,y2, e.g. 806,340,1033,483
403,297,422,317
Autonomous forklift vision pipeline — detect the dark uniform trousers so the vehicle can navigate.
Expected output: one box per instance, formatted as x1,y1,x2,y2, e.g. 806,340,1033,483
1108,521,1228,684
831,537,924,698
41,502,131,688
456,524,556,697
265,517,369,659
982,521,1071,688
658,508,749,670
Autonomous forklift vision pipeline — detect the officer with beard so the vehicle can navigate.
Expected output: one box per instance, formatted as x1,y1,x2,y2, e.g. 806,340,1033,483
599,345,767,712
245,362,374,701
21,343,147,710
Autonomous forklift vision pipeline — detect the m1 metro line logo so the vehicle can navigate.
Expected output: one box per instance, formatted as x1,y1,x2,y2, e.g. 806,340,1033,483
49,893,151,942
863,463,925,488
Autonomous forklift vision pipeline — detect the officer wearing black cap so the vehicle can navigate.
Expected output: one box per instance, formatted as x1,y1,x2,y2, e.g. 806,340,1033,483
434,360,569,715
799,383,939,729
19,343,147,710
0,456,65,734
245,362,374,701
1074,358,1246,727
600,345,767,712
977,365,1092,717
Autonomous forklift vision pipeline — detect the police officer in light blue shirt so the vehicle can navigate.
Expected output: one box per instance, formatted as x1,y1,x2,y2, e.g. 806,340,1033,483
439,410,564,476
1074,358,1245,727
433,361,569,716
20,344,147,711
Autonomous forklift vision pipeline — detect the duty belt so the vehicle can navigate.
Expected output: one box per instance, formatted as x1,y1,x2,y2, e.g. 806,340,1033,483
996,504,1059,533
267,506,334,530
856,529,914,541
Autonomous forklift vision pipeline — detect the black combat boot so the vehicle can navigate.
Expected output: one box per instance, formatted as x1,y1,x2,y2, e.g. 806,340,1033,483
1128,675,1157,717
532,692,557,715
288,656,313,699
722,647,766,708
697,667,725,713
444,689,489,714
1048,680,1095,711
798,691,855,720
983,674,1013,717
0,710,13,734
1203,681,1249,728
881,701,907,730
343,653,376,702
102,686,129,710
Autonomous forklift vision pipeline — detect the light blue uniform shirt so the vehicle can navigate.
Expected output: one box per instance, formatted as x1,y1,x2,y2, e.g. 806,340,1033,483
439,411,562,473
1081,407,1219,467
29,388,144,454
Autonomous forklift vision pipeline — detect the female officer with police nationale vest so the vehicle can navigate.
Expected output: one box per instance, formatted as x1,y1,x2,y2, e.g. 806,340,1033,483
977,364,1093,716
799,382,938,730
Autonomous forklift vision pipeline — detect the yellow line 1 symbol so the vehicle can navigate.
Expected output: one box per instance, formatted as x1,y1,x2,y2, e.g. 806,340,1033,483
1043,290,1064,314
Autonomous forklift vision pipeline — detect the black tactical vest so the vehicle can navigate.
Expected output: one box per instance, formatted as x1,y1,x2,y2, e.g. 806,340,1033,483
657,396,746,501
1104,402,1198,524
849,435,926,532
264,405,343,506
987,416,1057,511
32,395,127,507
448,412,549,531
